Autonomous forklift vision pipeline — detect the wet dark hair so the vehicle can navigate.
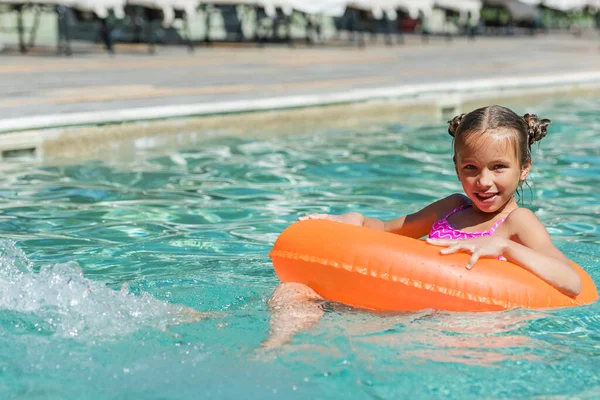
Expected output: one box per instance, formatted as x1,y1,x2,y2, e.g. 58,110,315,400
448,105,550,168
447,105,550,203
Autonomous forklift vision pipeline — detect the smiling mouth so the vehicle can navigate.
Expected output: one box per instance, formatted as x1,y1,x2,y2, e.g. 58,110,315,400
475,192,498,202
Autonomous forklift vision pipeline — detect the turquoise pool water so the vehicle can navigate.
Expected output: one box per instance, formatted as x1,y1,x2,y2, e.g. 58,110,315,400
0,97,599,399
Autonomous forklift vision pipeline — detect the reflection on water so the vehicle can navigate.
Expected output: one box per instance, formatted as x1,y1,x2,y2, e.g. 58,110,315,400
0,97,598,399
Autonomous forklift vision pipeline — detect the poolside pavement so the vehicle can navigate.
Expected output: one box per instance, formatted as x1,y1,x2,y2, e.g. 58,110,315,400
1,33,600,134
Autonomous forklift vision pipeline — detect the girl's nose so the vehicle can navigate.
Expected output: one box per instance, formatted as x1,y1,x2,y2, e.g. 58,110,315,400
477,170,493,187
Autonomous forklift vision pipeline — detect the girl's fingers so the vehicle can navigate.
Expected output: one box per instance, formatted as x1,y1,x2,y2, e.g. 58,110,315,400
426,238,456,247
428,238,487,269
466,252,480,270
440,244,462,255
299,214,326,221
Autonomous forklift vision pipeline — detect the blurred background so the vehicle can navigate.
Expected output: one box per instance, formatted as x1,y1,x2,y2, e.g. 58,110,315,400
0,0,599,55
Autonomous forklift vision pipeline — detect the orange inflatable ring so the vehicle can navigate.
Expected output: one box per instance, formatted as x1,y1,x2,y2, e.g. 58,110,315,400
270,220,598,312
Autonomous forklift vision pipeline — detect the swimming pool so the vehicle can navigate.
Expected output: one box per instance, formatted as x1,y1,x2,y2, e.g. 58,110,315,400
0,97,599,399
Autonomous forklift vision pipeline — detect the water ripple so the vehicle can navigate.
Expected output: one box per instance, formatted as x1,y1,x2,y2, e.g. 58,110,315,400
0,97,598,399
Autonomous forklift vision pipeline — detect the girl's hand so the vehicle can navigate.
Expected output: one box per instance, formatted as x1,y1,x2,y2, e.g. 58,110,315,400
298,212,364,227
426,236,508,270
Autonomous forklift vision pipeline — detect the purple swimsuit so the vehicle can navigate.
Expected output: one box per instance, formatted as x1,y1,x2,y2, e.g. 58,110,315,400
429,204,507,240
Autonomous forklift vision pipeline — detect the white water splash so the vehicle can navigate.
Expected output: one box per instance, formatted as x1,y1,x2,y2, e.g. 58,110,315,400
0,240,197,340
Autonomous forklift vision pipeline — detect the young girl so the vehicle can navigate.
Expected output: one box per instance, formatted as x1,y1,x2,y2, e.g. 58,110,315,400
263,105,582,349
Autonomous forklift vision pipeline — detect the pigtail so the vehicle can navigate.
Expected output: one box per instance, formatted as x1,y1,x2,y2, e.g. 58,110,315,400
522,113,550,145
447,113,466,137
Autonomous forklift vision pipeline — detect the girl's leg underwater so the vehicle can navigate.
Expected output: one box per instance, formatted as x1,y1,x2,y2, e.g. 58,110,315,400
262,282,324,349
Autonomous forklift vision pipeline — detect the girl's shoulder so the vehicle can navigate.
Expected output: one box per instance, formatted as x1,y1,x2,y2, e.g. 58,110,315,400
445,193,471,209
501,208,559,250
439,193,471,207
503,207,545,232
505,207,538,221
434,193,471,219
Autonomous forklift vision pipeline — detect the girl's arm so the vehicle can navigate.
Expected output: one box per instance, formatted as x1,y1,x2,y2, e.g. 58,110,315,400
501,208,581,296
301,194,468,239
428,208,582,297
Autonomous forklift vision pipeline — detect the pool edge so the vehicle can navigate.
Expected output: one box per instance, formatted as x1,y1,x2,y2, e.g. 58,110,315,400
2,71,600,160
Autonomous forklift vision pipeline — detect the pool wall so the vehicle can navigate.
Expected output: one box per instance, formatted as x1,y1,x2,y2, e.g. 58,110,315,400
2,75,600,162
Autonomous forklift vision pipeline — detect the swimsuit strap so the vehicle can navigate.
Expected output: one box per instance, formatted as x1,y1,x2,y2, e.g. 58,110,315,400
444,204,507,234
443,204,471,220
489,216,508,233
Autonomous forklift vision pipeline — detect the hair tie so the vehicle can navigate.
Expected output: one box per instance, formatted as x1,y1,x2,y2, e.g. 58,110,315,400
448,113,466,137
523,113,550,145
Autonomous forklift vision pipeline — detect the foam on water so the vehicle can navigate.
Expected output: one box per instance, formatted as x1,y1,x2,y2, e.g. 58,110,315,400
0,239,194,340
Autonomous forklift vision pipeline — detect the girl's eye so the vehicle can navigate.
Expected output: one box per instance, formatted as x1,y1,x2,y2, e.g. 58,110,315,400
463,165,476,170
493,164,507,170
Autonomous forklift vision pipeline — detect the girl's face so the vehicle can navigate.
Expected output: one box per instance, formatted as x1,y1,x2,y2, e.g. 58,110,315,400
455,131,530,213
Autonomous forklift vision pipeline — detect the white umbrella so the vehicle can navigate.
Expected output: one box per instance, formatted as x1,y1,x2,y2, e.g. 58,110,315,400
397,0,435,18
522,0,590,10
198,1,292,17
348,0,433,19
128,0,200,25
0,1,76,4
283,0,348,17
435,0,482,19
0,0,125,18
74,0,126,18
